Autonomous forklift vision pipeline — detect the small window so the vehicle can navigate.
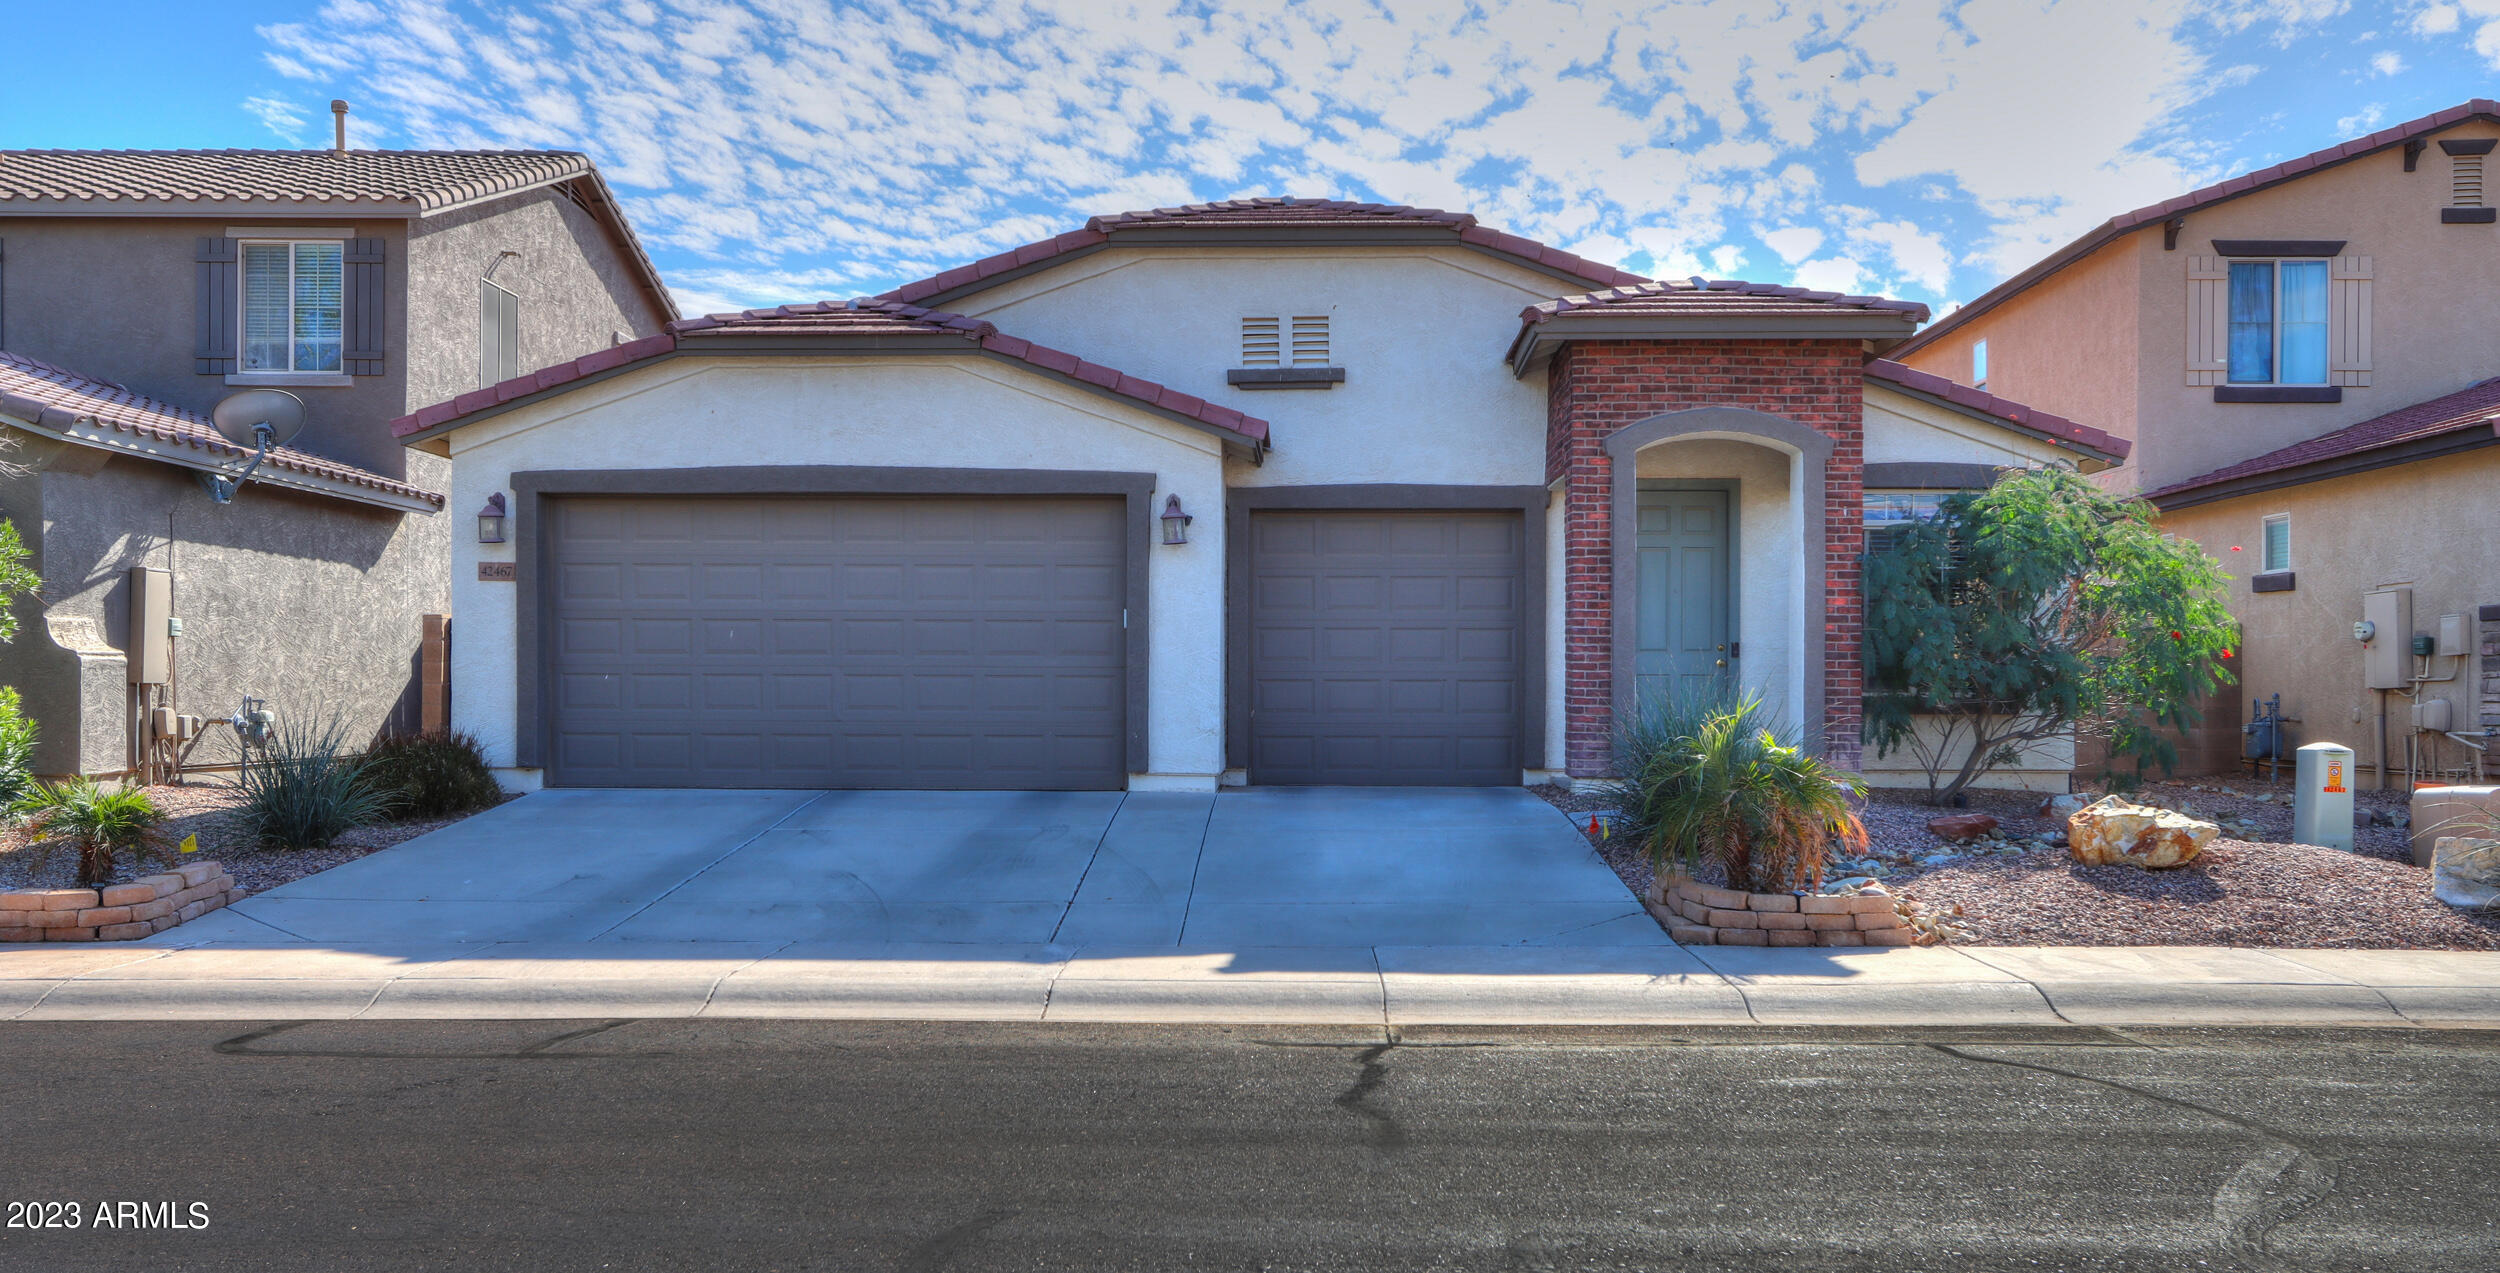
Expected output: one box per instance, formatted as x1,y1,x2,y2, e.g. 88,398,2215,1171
1971,339,1988,390
2261,513,2291,573
1290,315,1329,366
1863,491,1951,553
2227,259,2329,385
239,240,344,373
480,279,520,386
1240,317,1280,366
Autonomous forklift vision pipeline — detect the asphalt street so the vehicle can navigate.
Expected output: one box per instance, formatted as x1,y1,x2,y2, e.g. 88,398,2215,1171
1,1021,2495,1271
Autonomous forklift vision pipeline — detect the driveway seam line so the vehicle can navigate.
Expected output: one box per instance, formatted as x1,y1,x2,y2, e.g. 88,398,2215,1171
695,939,794,1017
584,792,832,941
1173,794,1219,945
1047,794,1127,946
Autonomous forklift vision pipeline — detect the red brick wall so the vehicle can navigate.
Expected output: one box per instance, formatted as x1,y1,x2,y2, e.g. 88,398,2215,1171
1547,339,1867,777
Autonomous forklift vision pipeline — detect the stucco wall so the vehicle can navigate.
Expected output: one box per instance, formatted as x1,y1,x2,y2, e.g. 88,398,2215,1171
1862,385,2090,470
441,355,1230,789
1905,118,2500,494
0,215,416,478
951,247,1560,489
0,433,448,776
404,186,673,415
2160,446,2500,786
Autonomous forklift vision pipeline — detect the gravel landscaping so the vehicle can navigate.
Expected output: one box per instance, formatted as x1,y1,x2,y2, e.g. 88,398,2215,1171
0,779,507,897
1538,774,2500,950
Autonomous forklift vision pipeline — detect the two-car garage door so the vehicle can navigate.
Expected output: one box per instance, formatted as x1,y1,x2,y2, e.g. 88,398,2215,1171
545,496,1127,789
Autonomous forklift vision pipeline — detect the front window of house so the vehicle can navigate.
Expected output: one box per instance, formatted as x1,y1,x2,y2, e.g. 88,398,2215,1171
2227,259,2328,385
1864,491,1950,552
241,241,345,373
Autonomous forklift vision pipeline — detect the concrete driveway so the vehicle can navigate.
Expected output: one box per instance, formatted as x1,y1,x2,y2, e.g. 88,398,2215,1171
166,787,1667,949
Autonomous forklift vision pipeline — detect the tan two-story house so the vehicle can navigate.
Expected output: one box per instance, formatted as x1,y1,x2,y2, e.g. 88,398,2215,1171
1896,100,2500,785
0,125,674,776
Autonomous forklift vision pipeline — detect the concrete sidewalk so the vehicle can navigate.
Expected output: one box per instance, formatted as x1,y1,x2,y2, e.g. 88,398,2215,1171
5,939,2497,1026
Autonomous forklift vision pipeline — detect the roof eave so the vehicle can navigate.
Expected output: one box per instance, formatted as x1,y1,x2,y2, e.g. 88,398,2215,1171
2147,424,2500,510
0,197,423,219
1507,315,1921,378
1,412,442,512
1865,379,2126,468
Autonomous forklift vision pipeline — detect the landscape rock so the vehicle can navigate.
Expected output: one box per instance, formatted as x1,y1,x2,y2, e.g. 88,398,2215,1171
1926,813,2000,842
2066,796,2217,869
2432,837,2500,910
2037,793,2089,820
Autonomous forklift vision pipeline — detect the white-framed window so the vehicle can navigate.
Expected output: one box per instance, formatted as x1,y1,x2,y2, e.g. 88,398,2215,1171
1971,339,1988,390
2227,259,2329,385
239,240,345,374
2261,513,2291,573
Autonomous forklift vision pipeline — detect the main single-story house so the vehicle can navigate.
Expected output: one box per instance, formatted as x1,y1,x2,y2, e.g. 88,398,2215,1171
390,199,2127,793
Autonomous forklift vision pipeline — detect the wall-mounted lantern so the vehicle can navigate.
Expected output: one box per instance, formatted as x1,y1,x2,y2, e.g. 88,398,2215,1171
477,492,509,545
1159,494,1192,546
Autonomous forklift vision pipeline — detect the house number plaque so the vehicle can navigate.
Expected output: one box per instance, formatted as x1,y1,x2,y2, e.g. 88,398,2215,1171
478,562,517,582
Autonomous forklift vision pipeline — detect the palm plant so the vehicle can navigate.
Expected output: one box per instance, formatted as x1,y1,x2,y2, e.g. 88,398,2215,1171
16,778,169,886
1617,692,1868,894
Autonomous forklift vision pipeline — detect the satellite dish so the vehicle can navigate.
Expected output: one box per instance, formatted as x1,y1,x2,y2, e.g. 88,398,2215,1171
199,389,308,504
210,389,308,449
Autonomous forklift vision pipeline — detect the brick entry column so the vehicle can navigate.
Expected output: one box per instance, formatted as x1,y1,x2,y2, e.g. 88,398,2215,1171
1545,339,1866,778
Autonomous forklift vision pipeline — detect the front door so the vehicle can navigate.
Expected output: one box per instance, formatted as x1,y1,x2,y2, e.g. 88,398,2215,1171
1633,485,1732,707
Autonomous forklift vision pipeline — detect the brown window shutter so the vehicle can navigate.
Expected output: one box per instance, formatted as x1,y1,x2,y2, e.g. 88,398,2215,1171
344,237,387,376
2185,255,2228,386
194,237,238,374
2330,255,2373,388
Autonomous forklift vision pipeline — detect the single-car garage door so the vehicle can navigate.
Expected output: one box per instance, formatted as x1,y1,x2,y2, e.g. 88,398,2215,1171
1247,509,1524,785
544,495,1126,789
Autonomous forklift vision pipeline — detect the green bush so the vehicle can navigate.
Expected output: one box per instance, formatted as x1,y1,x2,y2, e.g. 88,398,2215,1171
357,731,504,818
231,716,395,850
1604,691,1866,894
1603,683,1745,846
0,687,37,810
15,778,167,886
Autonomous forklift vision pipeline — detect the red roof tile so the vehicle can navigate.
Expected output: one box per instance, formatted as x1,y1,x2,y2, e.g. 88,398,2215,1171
0,350,443,506
1897,99,2500,357
0,148,595,211
876,197,1647,305
390,300,1270,448
1522,278,1930,325
1861,359,2130,463
2144,375,2500,501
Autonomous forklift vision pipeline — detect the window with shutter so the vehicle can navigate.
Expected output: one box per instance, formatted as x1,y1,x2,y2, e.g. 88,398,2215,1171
343,237,386,376
237,240,344,373
194,237,239,375
2185,255,2228,386
2329,255,2373,387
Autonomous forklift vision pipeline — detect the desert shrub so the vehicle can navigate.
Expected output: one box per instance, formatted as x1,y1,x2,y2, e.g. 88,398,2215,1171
16,778,167,886
1603,683,1745,845
1611,692,1866,894
358,731,504,818
231,716,395,850
0,687,37,809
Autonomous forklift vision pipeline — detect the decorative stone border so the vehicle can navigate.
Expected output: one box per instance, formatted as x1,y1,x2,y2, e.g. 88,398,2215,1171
0,862,243,943
1644,881,1916,947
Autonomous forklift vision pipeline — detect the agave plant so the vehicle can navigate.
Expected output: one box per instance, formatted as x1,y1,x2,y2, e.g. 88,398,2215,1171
1615,692,1868,894
16,778,169,887
230,714,397,850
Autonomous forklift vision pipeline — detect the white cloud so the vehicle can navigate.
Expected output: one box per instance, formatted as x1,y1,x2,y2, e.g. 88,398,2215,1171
242,95,310,143
2371,50,2407,74
251,0,2331,309
2337,103,2387,134
1790,257,1870,294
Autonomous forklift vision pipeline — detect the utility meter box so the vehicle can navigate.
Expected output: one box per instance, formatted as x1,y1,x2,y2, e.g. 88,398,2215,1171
126,567,172,685
2362,589,2412,690
2293,742,2357,852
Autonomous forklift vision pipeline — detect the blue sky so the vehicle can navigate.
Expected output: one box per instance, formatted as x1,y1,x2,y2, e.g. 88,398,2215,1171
5,1,2497,316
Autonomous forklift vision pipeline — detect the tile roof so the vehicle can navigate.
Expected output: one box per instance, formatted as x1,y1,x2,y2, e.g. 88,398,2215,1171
0,350,443,506
390,299,1270,449
1521,278,1931,325
1896,99,2500,357
2144,375,2500,502
1862,359,2130,463
0,149,596,212
877,197,1648,306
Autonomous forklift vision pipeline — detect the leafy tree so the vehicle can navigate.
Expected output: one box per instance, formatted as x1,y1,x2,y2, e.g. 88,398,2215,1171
1861,466,2236,805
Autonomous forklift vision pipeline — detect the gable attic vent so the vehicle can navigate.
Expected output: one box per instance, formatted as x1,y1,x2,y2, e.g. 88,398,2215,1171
1290,315,1330,366
1241,316,1281,366
2440,138,2497,223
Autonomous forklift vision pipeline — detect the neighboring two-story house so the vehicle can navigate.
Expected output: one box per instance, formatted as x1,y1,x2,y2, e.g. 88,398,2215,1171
387,198,2123,795
1895,100,2500,783
0,133,674,776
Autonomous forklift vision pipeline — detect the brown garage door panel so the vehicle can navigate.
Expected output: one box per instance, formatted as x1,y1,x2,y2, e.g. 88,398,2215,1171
546,495,1125,789
1248,510,1523,786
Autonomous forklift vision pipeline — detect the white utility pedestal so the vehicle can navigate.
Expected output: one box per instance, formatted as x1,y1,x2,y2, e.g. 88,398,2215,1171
2293,742,2357,852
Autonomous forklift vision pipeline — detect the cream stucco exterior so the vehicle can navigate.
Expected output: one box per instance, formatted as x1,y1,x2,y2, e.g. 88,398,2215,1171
2160,447,2500,787
441,355,1229,789
1904,117,2500,495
